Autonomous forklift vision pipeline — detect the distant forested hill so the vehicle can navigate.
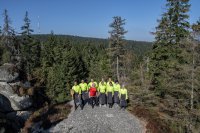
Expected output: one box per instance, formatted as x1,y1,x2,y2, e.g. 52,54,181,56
32,34,152,55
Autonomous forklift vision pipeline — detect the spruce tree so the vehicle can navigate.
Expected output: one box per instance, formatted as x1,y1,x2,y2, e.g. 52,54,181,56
21,11,34,36
108,16,127,82
41,32,57,68
62,47,88,85
2,9,13,48
191,19,200,110
1,9,15,63
45,41,88,103
149,0,192,132
150,0,190,97
21,11,40,75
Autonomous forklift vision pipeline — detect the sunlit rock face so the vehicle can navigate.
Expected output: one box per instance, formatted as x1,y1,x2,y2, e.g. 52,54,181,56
0,63,33,132
0,63,19,82
0,63,32,111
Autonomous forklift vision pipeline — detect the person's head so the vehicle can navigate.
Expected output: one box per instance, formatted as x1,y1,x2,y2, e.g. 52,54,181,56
109,81,113,86
91,79,94,82
108,77,112,82
122,84,125,88
101,78,104,82
74,81,78,85
92,83,96,87
81,80,84,83
115,80,119,84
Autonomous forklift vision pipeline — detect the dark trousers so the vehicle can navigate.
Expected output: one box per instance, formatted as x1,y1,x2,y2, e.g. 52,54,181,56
107,92,113,108
120,94,127,110
114,91,120,104
81,91,89,106
73,93,83,110
99,93,106,105
90,97,97,108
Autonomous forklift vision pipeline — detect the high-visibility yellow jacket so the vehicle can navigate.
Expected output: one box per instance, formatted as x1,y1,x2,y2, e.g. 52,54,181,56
72,85,81,94
119,88,128,100
98,82,107,93
79,83,88,91
106,81,115,87
106,85,114,95
114,84,120,92
88,81,98,89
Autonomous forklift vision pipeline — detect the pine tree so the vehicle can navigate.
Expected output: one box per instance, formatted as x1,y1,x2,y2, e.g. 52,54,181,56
108,16,127,82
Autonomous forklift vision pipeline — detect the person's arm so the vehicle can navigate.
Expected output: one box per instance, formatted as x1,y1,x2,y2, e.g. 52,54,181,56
79,84,82,92
104,86,106,94
97,83,100,92
119,89,121,99
79,86,82,96
71,86,74,99
119,85,121,91
88,88,91,98
112,87,114,96
94,82,98,88
126,89,128,100
87,83,90,90
97,86,100,96
86,83,89,91
106,86,108,95
95,87,98,97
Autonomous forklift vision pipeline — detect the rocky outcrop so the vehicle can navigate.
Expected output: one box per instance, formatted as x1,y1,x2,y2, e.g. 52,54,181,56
0,63,19,82
0,63,32,111
49,101,145,133
0,94,13,112
0,63,33,132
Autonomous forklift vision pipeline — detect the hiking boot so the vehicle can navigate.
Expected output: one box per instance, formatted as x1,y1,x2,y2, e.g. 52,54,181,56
75,105,78,110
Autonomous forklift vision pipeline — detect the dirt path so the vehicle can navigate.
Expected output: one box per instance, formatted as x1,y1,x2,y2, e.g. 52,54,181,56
49,101,145,133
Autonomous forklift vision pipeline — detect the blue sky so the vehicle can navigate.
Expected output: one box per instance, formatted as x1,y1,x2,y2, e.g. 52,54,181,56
0,0,199,41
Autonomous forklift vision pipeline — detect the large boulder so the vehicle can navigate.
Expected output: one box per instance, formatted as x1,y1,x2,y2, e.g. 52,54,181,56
0,94,13,112
0,63,32,133
0,63,19,82
0,63,32,111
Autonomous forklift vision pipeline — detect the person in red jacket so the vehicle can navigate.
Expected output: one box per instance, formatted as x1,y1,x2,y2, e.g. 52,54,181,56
89,83,97,108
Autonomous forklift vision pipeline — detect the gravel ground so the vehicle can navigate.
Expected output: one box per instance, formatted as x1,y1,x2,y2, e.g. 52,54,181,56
49,101,145,133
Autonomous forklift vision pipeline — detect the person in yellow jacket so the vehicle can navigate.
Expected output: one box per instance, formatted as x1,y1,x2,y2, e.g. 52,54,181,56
71,81,82,110
79,79,89,106
106,77,115,87
113,80,120,105
98,78,107,107
119,84,128,110
88,79,98,89
106,82,114,108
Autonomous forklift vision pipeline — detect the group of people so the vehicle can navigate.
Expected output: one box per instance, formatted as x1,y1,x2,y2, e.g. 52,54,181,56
70,78,128,110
